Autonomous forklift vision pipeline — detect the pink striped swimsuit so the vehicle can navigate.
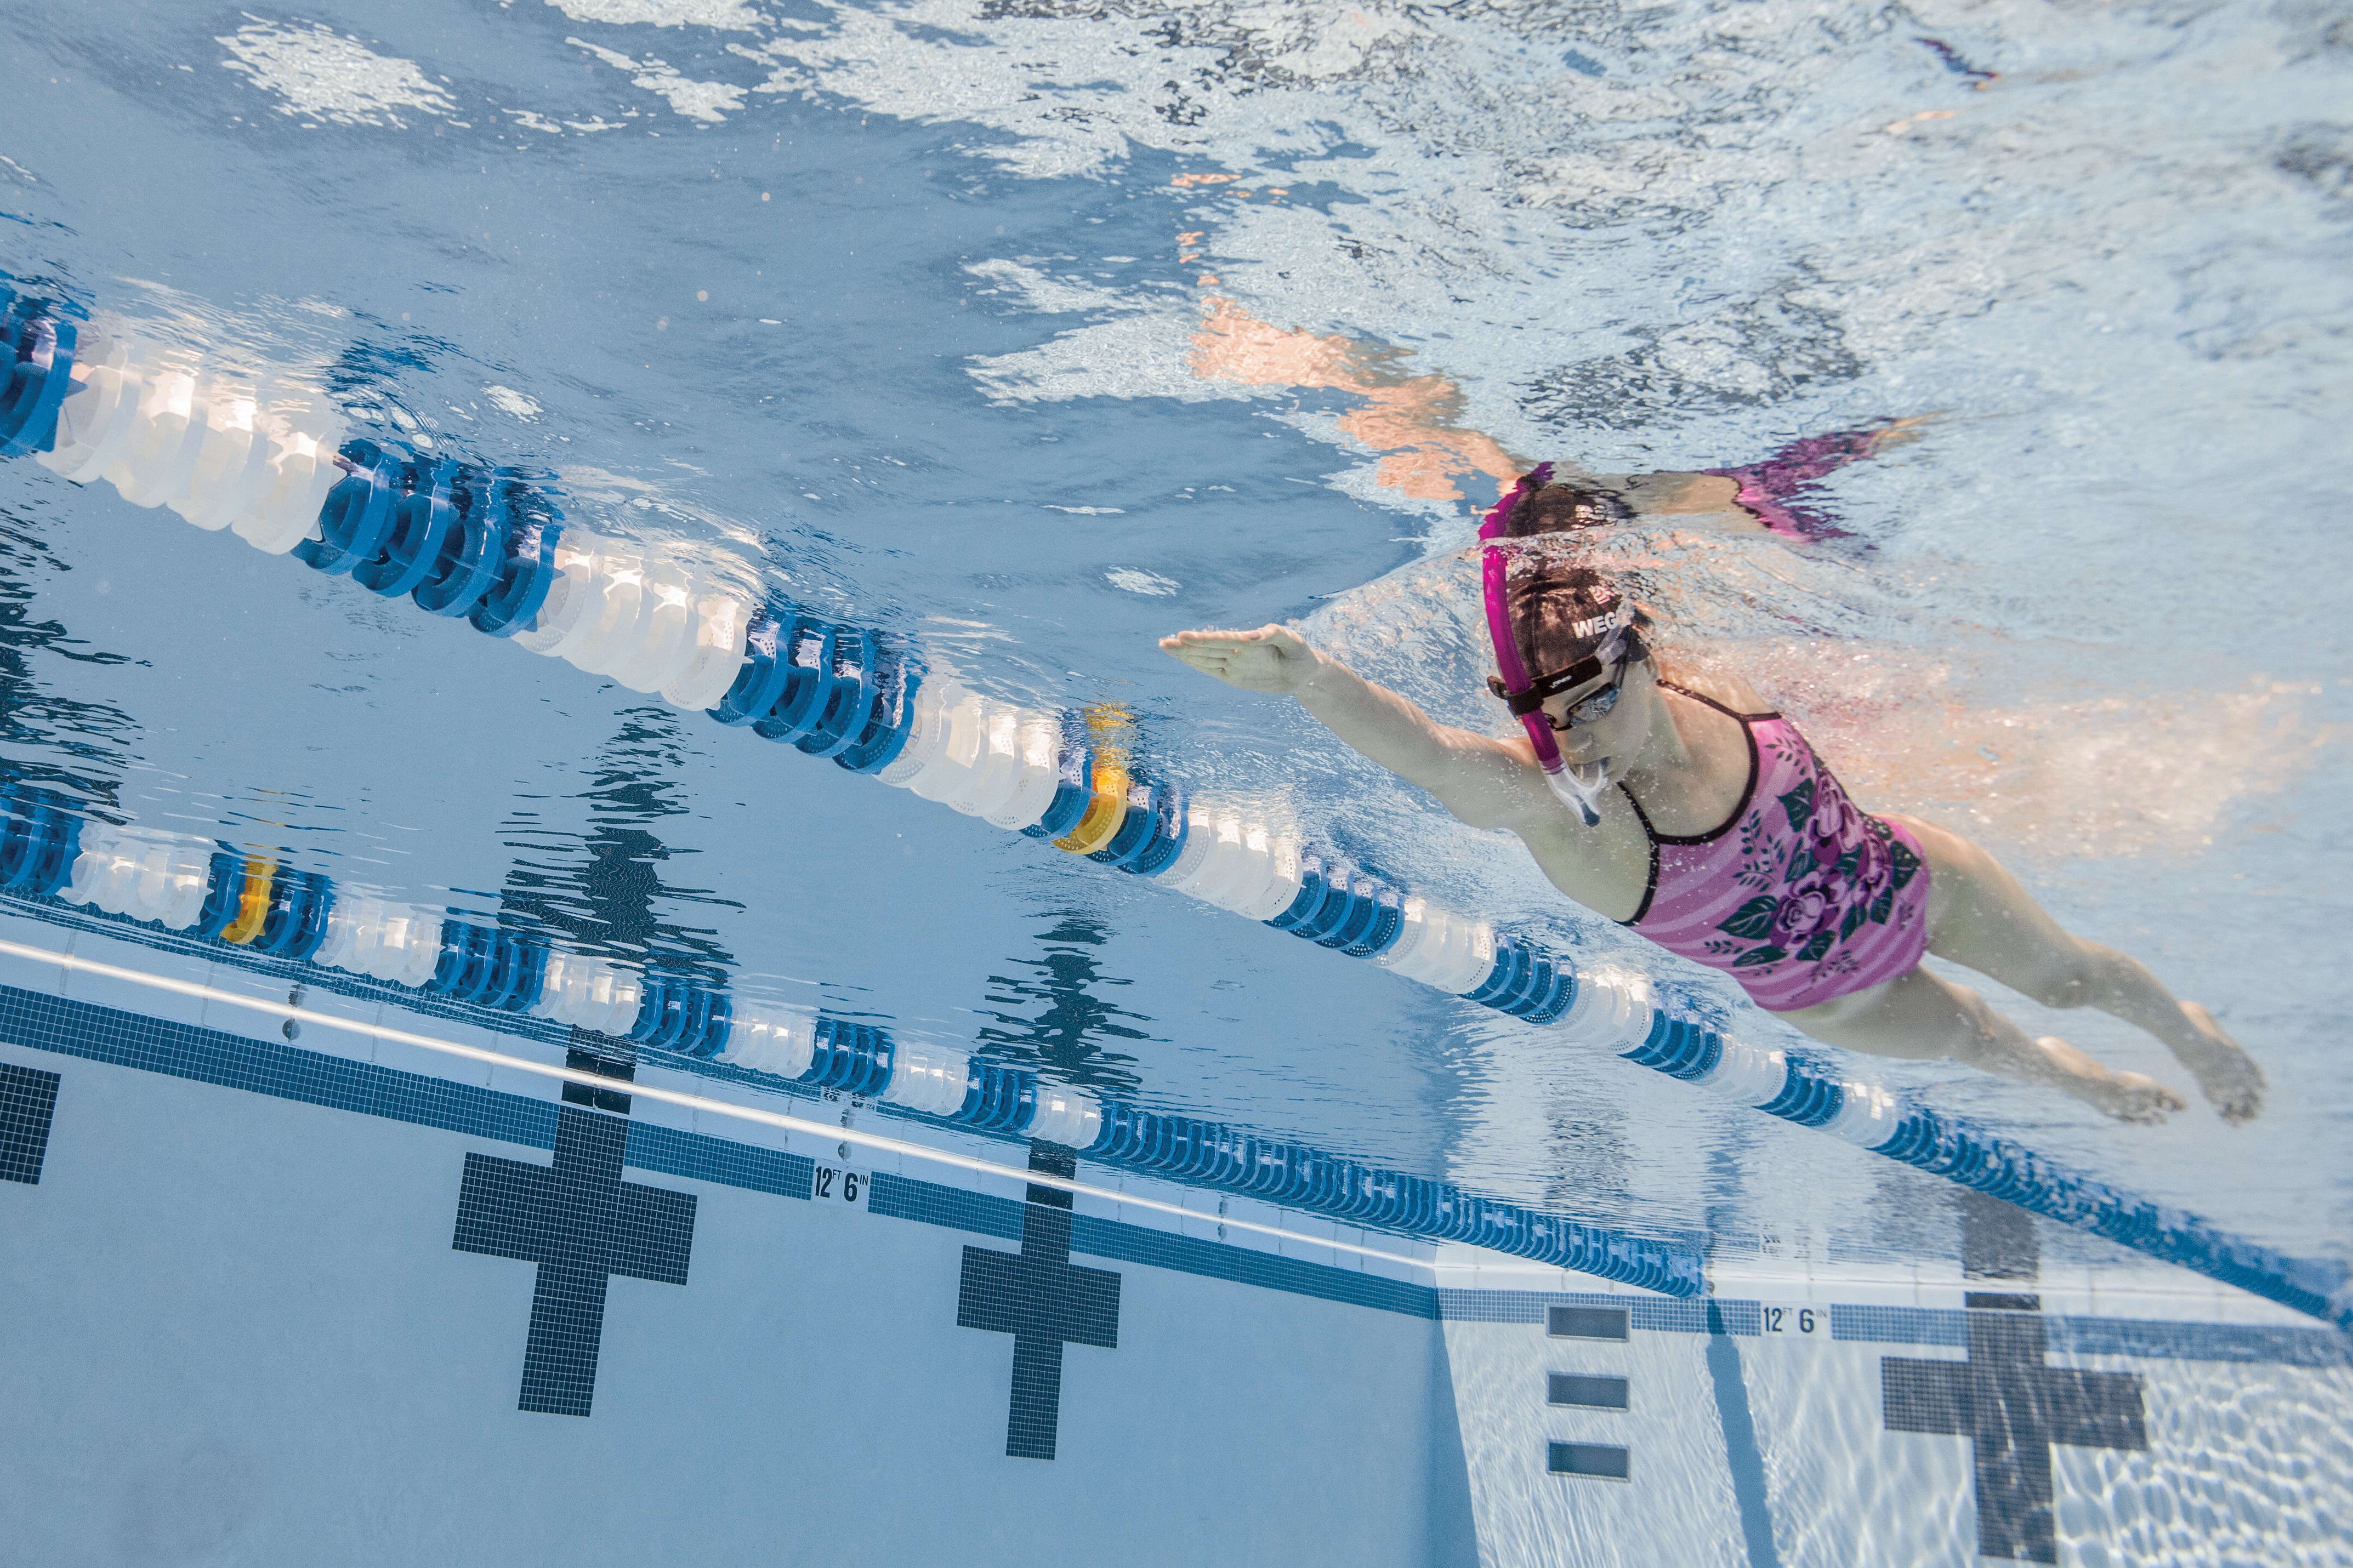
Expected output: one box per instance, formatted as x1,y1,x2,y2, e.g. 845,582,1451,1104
1618,682,1933,1011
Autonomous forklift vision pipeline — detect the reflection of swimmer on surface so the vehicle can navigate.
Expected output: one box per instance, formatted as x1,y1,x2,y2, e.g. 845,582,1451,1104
1704,416,1929,540
1185,296,1927,529
1568,417,1932,542
1161,467,2265,1125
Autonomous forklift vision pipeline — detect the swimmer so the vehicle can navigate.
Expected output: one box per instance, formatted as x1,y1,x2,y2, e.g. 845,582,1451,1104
1160,465,2264,1125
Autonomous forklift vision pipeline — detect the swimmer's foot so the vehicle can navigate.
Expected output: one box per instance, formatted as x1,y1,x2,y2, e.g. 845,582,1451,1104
1867,413,1940,451
2170,1002,2265,1125
2038,1037,2185,1125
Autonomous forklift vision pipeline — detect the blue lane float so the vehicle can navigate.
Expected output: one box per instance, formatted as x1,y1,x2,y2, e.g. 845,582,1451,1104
4,283,2345,1331
0,289,77,460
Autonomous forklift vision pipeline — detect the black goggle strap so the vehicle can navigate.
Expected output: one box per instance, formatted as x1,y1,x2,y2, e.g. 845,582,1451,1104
1485,628,1645,716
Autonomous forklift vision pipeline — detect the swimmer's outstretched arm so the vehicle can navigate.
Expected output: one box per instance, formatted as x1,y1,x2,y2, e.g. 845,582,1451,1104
1159,625,1551,833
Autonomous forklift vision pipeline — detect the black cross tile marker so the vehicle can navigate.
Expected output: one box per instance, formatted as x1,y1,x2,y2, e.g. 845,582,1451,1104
1882,1295,2146,1563
453,1104,695,1416
561,1032,635,1114
0,1062,60,1184
956,1142,1121,1460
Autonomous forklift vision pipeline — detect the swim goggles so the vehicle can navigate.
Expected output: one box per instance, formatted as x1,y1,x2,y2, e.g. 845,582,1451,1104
1485,631,1645,728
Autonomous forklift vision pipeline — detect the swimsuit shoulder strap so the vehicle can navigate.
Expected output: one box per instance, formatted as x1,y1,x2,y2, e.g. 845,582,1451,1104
1617,779,1659,841
1616,782,1662,927
1657,677,1778,723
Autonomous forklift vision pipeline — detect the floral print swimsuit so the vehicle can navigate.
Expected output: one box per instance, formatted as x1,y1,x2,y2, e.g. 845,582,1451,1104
1618,683,1932,1012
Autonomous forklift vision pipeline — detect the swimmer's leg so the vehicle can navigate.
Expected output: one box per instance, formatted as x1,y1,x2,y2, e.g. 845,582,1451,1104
1884,813,2264,1123
1776,967,2184,1124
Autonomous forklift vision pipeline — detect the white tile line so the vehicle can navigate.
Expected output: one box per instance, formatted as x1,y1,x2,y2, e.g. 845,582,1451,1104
0,934,1444,1275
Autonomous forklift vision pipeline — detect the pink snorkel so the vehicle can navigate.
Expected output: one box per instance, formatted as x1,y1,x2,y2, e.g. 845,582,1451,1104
1478,463,1619,826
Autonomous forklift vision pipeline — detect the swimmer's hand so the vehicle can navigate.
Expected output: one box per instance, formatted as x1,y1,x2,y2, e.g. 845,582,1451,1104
1158,625,1322,695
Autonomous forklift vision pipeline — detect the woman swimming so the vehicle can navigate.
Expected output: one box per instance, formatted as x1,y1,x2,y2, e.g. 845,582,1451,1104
1161,465,2265,1125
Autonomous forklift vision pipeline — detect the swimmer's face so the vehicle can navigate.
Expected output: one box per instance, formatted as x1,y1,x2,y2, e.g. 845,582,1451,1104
1540,656,1656,761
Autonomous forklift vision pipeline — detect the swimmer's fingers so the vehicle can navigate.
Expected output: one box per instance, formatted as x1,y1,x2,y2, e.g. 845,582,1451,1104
1158,625,1311,693
1162,643,1238,678
1158,632,1249,658
1158,624,1297,653
1158,631,1252,672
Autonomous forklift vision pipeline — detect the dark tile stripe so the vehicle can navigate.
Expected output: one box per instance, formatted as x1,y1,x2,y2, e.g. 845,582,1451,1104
1442,1287,2350,1369
0,983,561,1150
622,1120,812,1202
2050,1317,2353,1368
1440,1289,1746,1335
870,1170,1024,1242
1067,1214,1437,1319
0,982,1436,1319
1829,1303,1965,1347
1832,1301,2352,1367
872,1170,1440,1319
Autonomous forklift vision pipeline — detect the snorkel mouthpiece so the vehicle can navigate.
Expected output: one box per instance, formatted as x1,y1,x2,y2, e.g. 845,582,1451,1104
1547,759,1613,826
1478,464,1623,828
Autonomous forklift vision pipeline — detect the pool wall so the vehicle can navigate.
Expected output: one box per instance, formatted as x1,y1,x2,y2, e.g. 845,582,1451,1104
1,911,2345,1567
0,917,1478,1566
